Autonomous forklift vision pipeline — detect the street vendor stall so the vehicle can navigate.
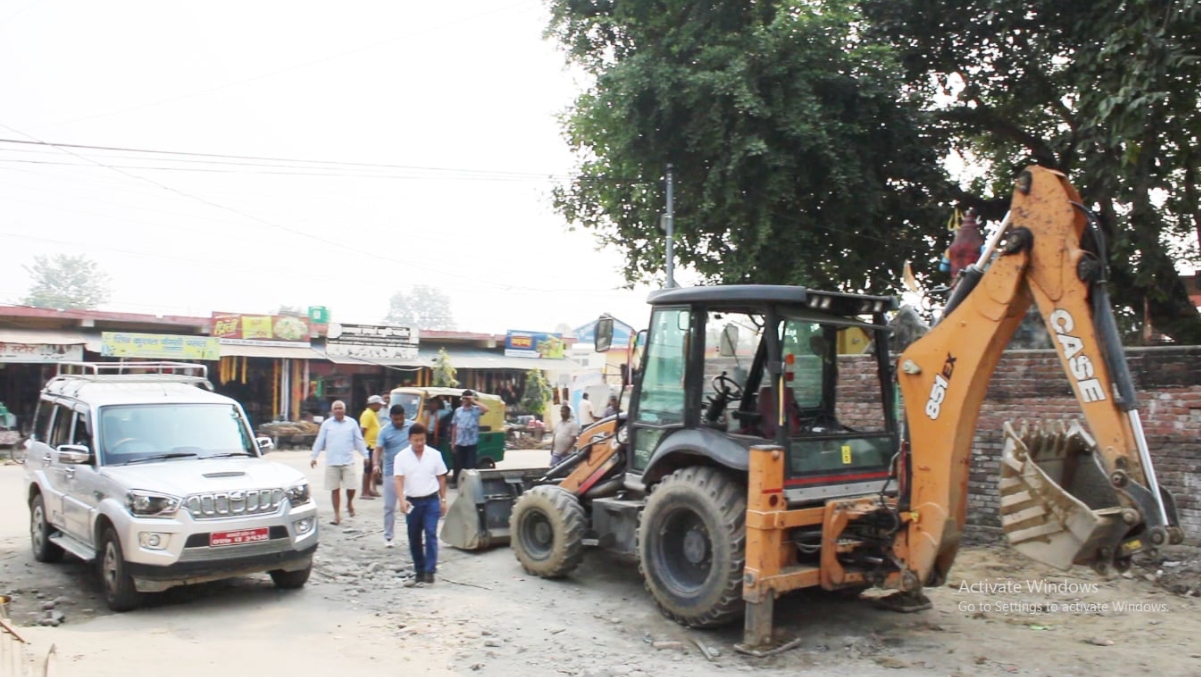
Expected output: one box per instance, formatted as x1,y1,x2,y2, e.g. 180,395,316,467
256,419,321,450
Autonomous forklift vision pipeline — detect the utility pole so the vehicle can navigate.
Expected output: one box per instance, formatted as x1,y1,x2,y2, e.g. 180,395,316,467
665,163,675,288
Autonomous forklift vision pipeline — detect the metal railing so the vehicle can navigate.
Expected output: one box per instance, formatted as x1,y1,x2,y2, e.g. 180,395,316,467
46,361,213,393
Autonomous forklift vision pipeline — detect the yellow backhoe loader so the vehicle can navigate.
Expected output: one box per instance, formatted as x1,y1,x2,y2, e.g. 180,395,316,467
443,166,1184,648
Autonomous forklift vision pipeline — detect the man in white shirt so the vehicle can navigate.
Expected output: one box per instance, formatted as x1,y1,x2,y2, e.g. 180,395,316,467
389,422,448,586
578,392,595,426
310,400,369,525
550,405,580,466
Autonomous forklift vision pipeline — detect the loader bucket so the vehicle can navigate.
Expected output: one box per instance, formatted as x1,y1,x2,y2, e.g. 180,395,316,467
999,421,1129,571
442,467,549,551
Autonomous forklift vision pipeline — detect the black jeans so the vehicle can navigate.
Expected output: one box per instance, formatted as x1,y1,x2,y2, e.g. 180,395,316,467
452,444,477,484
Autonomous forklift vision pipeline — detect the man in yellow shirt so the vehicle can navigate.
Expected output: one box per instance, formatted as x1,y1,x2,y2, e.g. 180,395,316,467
359,395,385,499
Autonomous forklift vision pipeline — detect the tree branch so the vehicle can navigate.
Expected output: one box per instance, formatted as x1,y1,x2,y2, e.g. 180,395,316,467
937,106,1061,169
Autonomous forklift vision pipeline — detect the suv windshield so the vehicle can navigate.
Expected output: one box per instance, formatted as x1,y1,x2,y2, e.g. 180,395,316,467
98,404,255,465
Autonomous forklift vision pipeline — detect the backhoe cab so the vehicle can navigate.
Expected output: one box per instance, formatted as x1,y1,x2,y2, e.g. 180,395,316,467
443,165,1183,649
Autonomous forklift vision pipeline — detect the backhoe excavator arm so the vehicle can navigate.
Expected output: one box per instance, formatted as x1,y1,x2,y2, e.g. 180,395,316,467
894,166,1183,585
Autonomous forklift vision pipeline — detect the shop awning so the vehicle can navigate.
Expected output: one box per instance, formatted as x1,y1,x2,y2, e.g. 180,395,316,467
416,346,584,372
0,328,93,346
218,343,323,360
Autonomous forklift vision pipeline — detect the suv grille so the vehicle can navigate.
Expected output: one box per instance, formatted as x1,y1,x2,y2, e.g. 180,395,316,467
184,489,284,519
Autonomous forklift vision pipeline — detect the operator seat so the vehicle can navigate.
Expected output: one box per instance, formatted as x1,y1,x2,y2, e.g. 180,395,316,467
756,386,802,439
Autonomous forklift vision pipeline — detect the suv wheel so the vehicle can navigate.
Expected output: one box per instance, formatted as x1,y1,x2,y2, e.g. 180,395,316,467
99,528,142,611
270,566,311,589
30,494,64,563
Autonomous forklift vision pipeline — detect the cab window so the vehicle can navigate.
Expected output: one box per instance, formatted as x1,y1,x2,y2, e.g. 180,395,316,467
635,308,690,425
48,405,75,448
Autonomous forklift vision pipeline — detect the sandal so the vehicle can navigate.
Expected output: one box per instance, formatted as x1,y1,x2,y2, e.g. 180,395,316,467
329,519,341,526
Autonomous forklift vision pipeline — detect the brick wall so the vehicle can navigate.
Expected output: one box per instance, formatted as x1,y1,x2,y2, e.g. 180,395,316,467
836,346,1201,540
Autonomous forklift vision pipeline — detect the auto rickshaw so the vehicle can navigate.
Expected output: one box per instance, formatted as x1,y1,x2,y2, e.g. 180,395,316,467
387,387,506,469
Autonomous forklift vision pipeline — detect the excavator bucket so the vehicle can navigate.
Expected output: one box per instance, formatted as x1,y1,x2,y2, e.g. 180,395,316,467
999,421,1130,571
441,467,548,551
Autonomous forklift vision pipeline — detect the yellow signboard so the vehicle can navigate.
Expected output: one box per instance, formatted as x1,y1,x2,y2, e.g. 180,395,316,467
101,332,221,360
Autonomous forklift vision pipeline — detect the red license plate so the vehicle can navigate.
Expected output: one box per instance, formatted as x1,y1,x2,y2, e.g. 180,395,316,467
210,528,269,547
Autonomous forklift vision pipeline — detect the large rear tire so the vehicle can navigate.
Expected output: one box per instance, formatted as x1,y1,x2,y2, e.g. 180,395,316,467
510,485,586,578
638,466,746,628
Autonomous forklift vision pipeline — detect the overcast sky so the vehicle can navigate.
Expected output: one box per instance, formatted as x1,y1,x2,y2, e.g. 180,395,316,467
0,0,668,334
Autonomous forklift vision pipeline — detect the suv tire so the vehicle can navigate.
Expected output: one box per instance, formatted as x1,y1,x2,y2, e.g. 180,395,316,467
637,466,746,628
270,566,312,589
29,494,64,563
99,527,142,612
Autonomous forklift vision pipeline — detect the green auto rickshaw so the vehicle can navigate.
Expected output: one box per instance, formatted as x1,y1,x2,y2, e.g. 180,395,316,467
387,387,506,469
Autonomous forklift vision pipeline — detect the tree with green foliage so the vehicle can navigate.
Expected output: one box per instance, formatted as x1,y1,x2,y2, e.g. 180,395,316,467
548,0,1201,342
548,0,948,294
520,369,553,417
432,348,459,388
384,285,455,331
855,0,1201,342
22,254,111,310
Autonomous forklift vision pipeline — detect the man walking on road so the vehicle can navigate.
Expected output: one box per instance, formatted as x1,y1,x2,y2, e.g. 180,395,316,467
449,390,489,487
310,400,369,525
389,423,448,586
373,404,412,548
550,404,580,466
359,395,385,499
578,392,595,426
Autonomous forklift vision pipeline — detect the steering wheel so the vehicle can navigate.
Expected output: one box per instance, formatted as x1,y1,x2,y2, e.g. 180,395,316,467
108,438,137,453
713,373,743,400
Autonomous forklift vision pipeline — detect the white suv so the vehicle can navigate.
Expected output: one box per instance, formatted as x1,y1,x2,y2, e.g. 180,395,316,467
23,362,318,611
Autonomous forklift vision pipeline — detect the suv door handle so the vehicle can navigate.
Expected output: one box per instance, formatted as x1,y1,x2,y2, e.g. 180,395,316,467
64,466,76,479
42,453,53,466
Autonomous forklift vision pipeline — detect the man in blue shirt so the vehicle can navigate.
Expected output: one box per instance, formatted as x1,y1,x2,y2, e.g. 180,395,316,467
310,400,369,525
372,404,412,548
449,390,489,487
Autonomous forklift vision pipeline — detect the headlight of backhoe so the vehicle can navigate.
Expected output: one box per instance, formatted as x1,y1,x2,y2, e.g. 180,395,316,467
286,482,311,506
126,490,181,517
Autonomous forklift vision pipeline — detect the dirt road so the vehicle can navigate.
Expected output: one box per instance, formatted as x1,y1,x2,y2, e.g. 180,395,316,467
3,451,1200,676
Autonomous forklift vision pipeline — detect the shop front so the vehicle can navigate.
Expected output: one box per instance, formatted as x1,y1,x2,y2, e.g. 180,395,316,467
0,328,91,432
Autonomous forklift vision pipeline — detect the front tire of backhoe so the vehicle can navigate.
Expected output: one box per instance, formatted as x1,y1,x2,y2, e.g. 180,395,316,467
510,485,586,578
638,466,746,628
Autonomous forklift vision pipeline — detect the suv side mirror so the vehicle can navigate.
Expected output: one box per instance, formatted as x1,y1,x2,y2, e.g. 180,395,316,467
56,445,92,465
595,316,614,353
256,436,274,453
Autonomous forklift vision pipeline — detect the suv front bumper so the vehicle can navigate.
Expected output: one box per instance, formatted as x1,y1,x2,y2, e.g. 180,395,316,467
114,498,319,591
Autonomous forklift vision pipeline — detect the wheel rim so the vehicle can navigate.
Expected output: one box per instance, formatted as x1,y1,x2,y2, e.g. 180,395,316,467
653,506,712,592
518,509,554,560
103,541,119,596
31,503,45,553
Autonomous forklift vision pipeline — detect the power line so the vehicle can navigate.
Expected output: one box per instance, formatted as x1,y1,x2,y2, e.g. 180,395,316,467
36,0,540,129
0,138,562,178
0,157,563,182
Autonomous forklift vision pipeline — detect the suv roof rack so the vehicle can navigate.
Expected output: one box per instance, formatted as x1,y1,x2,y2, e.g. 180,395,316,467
47,362,213,394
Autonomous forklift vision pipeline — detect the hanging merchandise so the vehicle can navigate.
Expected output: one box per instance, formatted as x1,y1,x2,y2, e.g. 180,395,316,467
938,208,962,273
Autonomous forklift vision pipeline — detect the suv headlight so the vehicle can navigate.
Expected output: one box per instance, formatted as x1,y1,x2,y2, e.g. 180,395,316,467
126,490,181,517
286,482,311,506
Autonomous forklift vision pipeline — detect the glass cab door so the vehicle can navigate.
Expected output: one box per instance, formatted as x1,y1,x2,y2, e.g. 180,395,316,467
628,308,691,472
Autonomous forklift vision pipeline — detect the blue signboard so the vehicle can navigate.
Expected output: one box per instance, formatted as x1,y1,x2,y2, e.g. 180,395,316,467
571,318,635,347
505,331,565,359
